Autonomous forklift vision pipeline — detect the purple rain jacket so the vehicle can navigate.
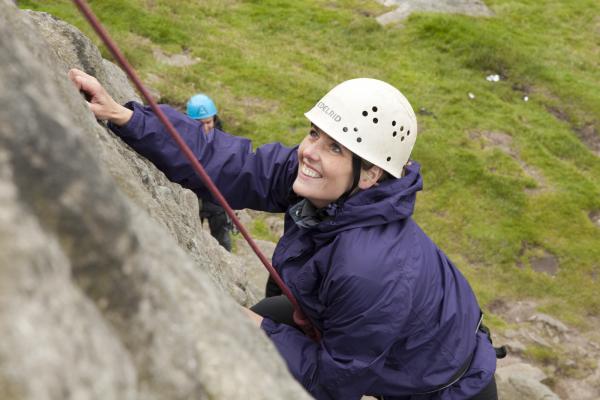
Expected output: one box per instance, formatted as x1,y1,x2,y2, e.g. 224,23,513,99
109,102,497,400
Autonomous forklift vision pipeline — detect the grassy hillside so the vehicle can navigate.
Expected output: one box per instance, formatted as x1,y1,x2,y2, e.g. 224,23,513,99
20,0,600,332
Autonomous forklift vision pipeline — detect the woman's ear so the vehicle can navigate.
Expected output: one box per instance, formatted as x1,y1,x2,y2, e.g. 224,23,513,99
358,166,384,190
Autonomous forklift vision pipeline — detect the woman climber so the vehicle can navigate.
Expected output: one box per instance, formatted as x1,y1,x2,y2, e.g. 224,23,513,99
69,68,501,400
186,93,233,252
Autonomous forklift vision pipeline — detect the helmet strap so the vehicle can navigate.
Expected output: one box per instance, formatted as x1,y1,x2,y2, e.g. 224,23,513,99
336,154,362,205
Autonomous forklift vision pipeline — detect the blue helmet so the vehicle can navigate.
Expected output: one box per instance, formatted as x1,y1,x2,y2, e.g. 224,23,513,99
186,93,218,119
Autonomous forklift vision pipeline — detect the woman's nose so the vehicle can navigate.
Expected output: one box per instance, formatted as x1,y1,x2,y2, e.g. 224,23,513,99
302,140,321,161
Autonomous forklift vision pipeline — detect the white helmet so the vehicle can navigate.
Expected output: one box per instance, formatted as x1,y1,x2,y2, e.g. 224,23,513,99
305,78,417,178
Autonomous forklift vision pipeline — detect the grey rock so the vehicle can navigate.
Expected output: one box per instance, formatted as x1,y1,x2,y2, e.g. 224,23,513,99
524,330,553,348
235,238,276,300
555,364,600,400
529,313,569,334
1,1,310,399
25,6,255,307
0,149,137,400
496,363,547,382
496,375,561,400
24,9,142,105
505,340,527,353
376,0,493,25
496,363,560,400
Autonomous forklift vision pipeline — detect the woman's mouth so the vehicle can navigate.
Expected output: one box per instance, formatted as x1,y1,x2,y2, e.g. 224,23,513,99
301,163,322,178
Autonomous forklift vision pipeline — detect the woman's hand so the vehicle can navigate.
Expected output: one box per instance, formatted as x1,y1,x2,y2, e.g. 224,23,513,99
68,68,133,126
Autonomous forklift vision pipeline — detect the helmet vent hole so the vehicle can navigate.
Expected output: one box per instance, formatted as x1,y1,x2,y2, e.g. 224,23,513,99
353,127,358,132
386,156,391,162
357,137,362,143
373,118,378,124
401,136,405,142
392,121,397,127
343,127,348,132
372,106,378,112
400,126,404,132
407,130,411,136
362,111,368,116
392,131,397,137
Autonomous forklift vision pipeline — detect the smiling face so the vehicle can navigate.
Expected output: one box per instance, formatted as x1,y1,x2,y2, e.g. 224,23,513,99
292,125,355,208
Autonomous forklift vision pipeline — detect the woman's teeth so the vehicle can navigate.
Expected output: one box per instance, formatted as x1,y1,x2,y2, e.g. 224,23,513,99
302,165,321,178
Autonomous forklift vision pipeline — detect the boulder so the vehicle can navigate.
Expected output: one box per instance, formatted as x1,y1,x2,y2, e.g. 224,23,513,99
496,363,561,400
0,1,309,399
25,7,256,307
0,148,136,400
528,313,569,334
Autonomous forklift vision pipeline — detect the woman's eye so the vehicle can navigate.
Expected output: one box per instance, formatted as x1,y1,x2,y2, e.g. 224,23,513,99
331,143,342,154
309,129,319,139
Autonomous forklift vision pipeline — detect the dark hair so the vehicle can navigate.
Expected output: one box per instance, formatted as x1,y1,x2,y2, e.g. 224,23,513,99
214,115,223,130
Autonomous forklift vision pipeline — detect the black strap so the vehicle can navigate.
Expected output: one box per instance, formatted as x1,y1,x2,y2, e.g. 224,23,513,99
376,315,506,399
336,154,362,205
412,314,502,396
479,324,507,359
415,351,474,395
375,351,475,399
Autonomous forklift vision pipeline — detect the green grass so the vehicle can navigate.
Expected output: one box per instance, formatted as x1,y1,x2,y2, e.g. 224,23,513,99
525,344,560,365
249,218,280,243
20,0,600,330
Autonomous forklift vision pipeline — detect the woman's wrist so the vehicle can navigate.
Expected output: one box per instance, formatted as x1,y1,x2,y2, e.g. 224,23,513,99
110,103,133,126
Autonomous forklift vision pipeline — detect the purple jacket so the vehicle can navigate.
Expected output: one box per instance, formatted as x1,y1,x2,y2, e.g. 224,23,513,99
109,102,497,400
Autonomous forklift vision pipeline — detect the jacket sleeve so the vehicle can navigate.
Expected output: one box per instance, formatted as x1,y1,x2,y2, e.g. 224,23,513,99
108,101,299,212
261,269,412,400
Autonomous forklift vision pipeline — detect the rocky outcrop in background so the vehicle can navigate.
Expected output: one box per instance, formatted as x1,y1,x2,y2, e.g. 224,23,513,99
0,1,310,398
376,0,493,25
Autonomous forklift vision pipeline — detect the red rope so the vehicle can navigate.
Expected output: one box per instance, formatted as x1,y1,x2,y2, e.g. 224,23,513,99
72,0,320,341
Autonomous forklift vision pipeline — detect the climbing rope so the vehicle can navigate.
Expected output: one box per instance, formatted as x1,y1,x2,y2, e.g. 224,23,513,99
72,0,320,342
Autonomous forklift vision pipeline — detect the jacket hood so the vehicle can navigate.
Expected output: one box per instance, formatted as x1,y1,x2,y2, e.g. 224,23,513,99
316,161,423,234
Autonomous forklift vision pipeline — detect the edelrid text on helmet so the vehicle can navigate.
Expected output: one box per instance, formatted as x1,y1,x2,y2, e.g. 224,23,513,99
316,102,342,123
305,78,417,178
187,93,218,120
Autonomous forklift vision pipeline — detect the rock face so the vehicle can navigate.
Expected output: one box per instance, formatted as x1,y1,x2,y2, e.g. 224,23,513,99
0,1,309,399
376,0,493,25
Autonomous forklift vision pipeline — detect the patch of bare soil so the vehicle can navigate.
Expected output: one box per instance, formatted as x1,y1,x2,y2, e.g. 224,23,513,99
482,131,514,155
153,48,200,67
575,123,600,157
511,82,533,96
470,130,548,194
547,106,570,123
517,242,560,276
547,106,600,157
530,253,559,276
590,210,600,228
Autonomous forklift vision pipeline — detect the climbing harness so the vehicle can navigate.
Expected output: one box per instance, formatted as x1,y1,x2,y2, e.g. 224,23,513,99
72,0,320,342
